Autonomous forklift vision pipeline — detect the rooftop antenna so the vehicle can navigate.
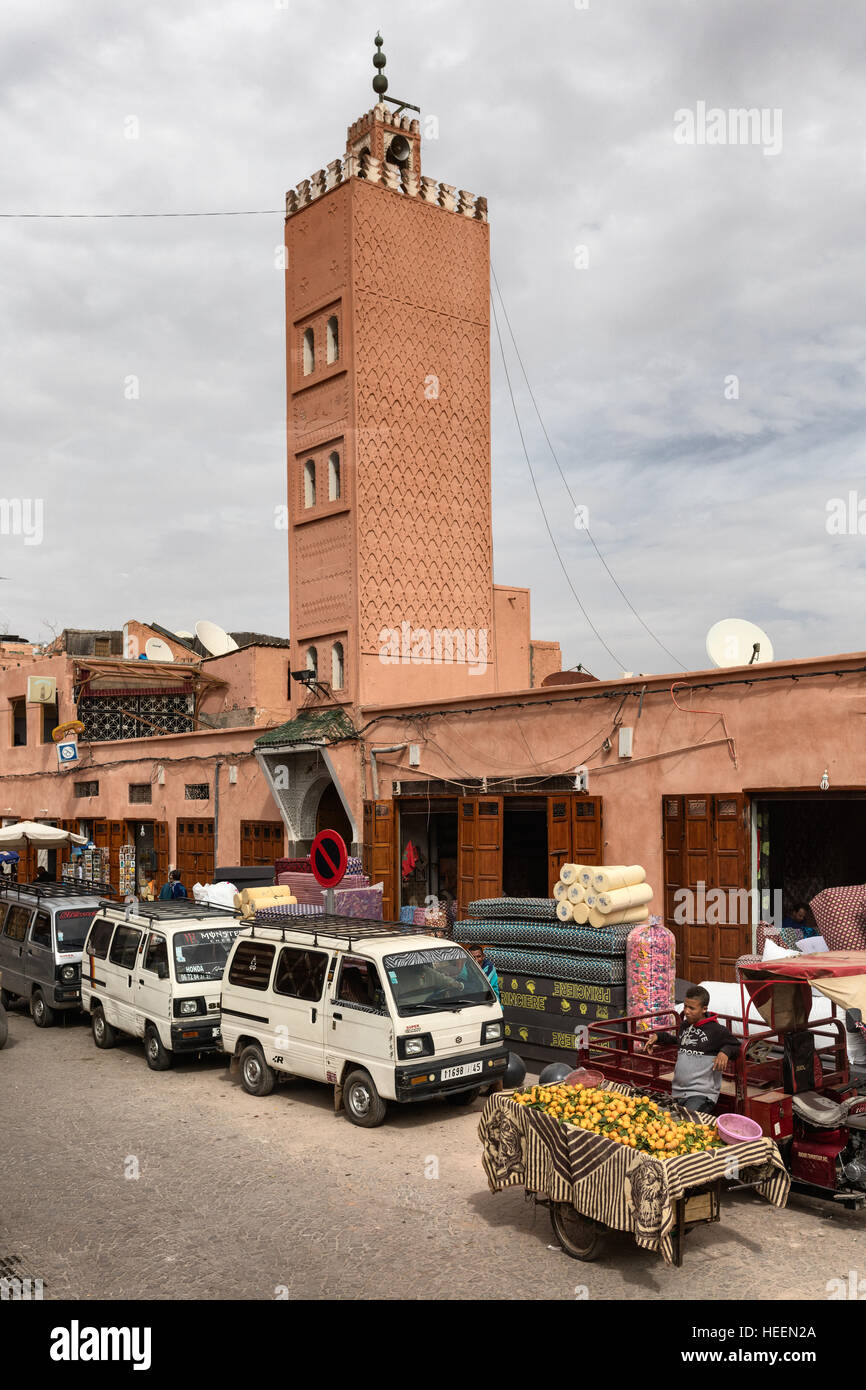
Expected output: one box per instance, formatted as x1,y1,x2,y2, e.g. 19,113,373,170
372,31,420,117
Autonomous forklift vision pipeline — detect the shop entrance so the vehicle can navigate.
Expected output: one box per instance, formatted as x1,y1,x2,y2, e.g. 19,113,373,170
502,799,548,897
379,791,604,918
315,783,353,847
754,794,866,928
398,800,458,912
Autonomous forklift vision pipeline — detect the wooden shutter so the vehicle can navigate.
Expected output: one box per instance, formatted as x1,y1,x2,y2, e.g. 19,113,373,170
457,796,503,913
662,794,749,983
547,795,572,894
712,795,749,982
154,822,169,886
362,800,396,921
571,796,604,865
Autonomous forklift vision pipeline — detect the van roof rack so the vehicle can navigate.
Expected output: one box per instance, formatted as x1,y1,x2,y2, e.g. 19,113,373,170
98,899,240,922
0,878,113,902
245,913,437,950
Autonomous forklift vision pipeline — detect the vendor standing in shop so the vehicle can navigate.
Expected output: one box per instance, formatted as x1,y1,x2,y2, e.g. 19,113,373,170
643,985,740,1114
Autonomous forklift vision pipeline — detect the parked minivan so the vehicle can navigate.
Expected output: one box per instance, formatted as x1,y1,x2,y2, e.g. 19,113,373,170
220,916,509,1126
0,880,106,1026
81,901,243,1069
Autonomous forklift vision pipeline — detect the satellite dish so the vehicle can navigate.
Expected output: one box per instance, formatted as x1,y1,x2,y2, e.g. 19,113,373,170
706,618,774,669
145,637,175,662
174,630,194,641
195,620,239,657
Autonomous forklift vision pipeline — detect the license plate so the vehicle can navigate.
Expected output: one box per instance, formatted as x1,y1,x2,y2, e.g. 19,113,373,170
441,1061,483,1081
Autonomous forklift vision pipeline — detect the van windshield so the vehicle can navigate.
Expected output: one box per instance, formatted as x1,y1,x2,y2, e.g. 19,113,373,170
382,946,496,1017
172,927,243,983
55,909,98,952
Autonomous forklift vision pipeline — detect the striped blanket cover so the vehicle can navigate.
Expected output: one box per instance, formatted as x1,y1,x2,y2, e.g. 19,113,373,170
457,919,633,956
486,946,626,985
478,1085,789,1265
467,898,558,922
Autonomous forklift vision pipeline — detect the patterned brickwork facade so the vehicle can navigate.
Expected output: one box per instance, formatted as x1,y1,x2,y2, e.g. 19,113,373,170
284,104,494,713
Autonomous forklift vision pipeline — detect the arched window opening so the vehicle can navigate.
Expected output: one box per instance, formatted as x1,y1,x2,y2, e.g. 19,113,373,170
326,316,339,364
302,327,315,376
331,642,344,690
328,451,341,501
303,459,316,508
305,646,318,679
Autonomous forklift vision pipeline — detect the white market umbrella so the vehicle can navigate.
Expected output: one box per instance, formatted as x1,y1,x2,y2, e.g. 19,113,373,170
0,821,88,849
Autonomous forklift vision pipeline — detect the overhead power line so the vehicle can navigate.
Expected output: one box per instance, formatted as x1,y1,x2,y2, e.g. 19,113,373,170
0,209,283,219
491,265,687,672
491,294,627,670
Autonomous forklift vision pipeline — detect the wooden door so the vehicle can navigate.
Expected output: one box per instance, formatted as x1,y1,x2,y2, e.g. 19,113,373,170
662,794,748,983
547,795,572,893
712,795,749,980
457,796,503,914
155,822,169,886
362,800,396,920
240,820,286,867
571,796,604,866
175,818,215,889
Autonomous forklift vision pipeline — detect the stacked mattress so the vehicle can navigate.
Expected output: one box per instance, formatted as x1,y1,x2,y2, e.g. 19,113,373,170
456,891,633,1063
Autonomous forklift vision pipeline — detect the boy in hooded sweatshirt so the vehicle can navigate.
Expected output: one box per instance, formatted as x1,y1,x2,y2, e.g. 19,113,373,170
644,985,740,1113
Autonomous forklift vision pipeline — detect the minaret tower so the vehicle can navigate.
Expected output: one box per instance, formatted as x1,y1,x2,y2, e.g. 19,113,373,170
283,37,494,715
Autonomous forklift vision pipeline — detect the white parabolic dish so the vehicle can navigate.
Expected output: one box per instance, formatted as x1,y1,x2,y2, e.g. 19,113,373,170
706,618,774,668
144,637,175,662
195,620,239,657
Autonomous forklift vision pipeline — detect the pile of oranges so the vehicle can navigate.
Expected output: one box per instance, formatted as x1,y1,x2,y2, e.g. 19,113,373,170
510,1083,724,1159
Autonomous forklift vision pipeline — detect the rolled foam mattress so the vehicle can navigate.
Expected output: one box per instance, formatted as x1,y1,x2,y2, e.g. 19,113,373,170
456,918,634,955
486,945,626,986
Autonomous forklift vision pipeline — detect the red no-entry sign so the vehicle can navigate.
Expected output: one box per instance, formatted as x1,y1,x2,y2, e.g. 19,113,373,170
310,829,348,888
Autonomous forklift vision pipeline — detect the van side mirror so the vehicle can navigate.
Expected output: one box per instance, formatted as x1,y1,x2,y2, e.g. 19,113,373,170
157,961,169,980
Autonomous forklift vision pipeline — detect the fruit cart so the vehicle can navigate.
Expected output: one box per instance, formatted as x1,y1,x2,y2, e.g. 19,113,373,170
478,1078,790,1267
573,955,866,1209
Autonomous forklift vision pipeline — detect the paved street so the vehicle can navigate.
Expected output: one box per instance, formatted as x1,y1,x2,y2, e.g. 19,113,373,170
1,1008,862,1302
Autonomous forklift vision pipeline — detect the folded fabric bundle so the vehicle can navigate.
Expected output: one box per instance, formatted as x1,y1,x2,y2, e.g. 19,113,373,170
277,871,370,904
566,883,585,905
809,884,866,952
486,945,626,986
558,864,582,885
400,906,416,924
592,864,646,893
756,921,803,952
456,918,634,956
597,882,654,913
466,897,558,922
333,884,383,920
555,900,574,923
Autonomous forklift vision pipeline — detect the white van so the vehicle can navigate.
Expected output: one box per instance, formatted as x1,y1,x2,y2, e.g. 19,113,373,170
81,902,243,1069
220,917,509,1126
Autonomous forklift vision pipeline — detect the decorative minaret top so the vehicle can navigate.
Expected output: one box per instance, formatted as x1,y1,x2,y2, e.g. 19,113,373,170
372,32,388,99
283,38,487,222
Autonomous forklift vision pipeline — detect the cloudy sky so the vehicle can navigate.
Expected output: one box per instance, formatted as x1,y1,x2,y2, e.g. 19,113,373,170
1,0,863,678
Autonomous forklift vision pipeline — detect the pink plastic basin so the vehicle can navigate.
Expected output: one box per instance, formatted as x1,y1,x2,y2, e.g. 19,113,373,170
716,1113,763,1145
563,1068,605,1088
